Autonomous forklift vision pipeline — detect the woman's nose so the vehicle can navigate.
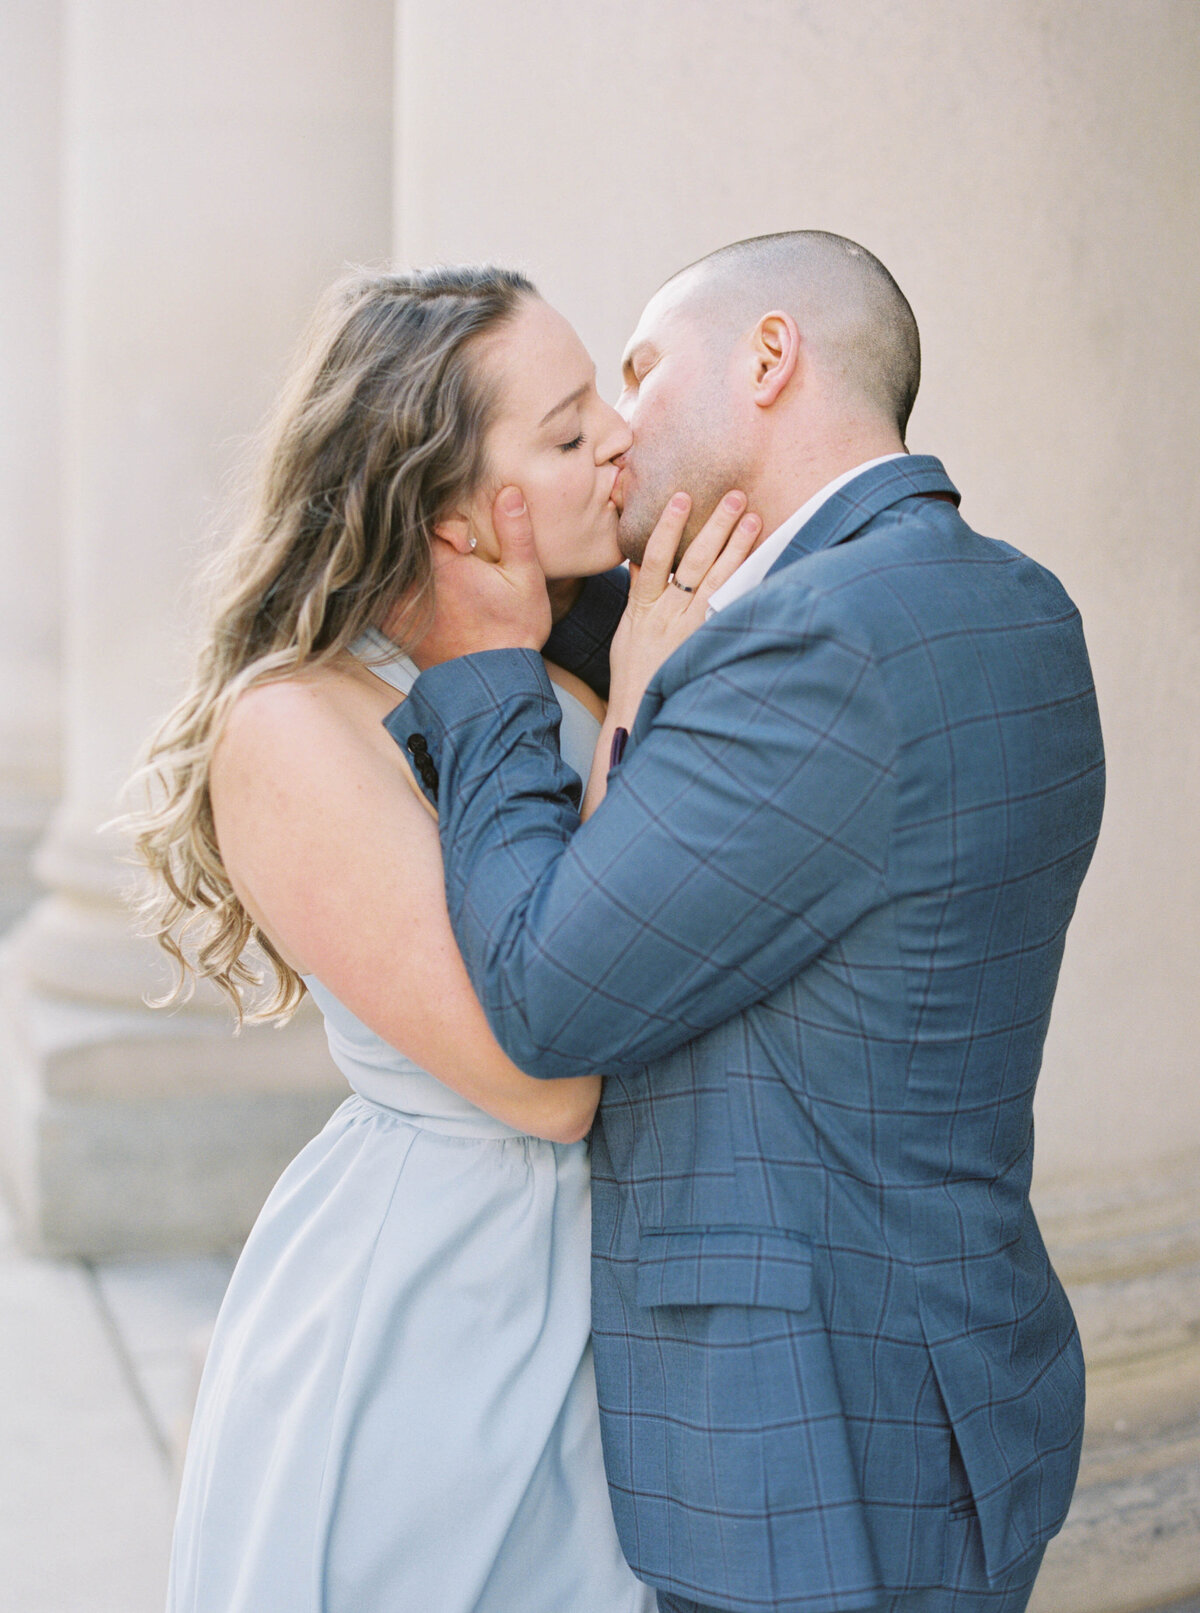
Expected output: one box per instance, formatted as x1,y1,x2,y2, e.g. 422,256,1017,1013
598,402,633,462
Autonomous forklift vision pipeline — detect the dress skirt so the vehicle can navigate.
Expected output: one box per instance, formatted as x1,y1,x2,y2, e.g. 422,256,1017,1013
167,1093,655,1613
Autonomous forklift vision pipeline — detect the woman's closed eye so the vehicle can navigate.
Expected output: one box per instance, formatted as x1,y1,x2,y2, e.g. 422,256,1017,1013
557,433,586,453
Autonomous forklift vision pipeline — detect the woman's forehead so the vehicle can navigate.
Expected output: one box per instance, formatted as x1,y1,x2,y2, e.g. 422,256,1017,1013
487,297,593,420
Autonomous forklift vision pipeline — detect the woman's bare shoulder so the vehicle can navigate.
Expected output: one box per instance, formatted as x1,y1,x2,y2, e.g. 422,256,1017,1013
212,662,407,816
218,662,373,753
223,661,351,723
209,660,431,941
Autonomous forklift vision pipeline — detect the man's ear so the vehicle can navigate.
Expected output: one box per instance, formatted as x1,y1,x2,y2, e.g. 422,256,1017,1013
750,311,801,408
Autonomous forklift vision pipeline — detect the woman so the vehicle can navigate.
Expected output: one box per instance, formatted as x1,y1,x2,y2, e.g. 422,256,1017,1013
131,265,759,1613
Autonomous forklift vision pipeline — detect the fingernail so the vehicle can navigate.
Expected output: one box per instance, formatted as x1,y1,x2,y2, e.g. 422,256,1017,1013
500,487,526,516
741,513,761,533
724,491,747,513
670,492,690,512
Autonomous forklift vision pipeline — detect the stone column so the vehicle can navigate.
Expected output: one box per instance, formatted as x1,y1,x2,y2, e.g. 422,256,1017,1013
0,1,63,937
0,0,395,1257
394,3,1200,1606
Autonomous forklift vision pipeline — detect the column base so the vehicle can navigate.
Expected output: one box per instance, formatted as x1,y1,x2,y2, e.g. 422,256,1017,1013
1030,1156,1200,1613
0,933,345,1258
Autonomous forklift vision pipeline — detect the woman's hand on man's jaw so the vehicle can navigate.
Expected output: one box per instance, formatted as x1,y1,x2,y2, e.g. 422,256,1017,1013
408,487,553,672
580,490,761,821
604,490,761,729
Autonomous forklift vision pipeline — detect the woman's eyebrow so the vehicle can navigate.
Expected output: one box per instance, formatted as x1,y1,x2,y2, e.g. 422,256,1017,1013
537,373,595,429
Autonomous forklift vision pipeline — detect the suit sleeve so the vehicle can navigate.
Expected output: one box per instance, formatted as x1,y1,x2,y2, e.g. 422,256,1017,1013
391,586,898,1078
541,564,629,698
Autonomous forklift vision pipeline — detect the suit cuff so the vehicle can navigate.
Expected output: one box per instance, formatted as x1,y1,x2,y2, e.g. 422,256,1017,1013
382,649,559,806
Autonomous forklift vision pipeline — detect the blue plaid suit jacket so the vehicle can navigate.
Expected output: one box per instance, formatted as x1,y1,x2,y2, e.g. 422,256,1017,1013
392,456,1105,1612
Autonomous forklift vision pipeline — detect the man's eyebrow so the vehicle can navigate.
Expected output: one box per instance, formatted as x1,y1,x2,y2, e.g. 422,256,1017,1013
537,380,590,429
621,341,655,382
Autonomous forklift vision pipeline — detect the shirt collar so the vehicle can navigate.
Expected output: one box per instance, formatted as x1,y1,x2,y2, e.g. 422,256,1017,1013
707,453,907,616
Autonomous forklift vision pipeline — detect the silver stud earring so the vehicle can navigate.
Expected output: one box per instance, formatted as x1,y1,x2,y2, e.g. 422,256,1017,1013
468,536,477,550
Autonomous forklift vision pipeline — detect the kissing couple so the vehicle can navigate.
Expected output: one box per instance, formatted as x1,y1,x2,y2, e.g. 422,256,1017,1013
135,231,1104,1613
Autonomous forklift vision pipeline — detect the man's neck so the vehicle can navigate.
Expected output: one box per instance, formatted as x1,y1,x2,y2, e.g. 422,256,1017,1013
747,430,906,540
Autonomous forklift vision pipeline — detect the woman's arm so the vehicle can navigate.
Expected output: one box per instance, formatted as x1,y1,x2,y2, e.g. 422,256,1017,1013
210,673,599,1143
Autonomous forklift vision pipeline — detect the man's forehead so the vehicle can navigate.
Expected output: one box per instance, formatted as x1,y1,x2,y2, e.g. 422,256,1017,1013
624,270,708,363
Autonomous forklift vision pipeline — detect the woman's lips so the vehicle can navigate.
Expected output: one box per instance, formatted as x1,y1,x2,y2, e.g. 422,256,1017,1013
609,467,625,512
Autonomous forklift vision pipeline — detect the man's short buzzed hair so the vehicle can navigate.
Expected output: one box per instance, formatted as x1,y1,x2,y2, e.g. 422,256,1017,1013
670,230,922,439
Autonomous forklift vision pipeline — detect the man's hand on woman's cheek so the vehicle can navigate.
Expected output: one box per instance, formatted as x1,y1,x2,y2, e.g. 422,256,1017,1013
409,487,552,670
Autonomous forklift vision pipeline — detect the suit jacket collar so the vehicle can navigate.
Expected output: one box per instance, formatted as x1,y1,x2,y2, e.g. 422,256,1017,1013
764,454,960,583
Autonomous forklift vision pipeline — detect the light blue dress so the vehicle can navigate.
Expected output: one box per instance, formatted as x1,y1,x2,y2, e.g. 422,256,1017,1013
167,635,656,1613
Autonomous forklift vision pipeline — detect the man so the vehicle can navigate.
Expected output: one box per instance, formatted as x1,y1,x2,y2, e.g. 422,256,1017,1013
389,233,1105,1612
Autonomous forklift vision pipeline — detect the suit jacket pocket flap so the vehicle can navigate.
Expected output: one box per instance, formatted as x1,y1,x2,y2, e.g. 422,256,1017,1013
636,1226,813,1312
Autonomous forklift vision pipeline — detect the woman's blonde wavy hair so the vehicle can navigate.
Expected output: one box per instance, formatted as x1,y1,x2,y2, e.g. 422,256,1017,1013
127,263,535,1024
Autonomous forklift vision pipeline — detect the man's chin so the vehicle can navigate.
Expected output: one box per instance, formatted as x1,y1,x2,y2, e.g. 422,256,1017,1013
618,490,711,568
616,514,651,566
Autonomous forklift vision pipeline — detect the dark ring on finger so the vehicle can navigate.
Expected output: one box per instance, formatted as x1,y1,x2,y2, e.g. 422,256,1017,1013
669,577,695,593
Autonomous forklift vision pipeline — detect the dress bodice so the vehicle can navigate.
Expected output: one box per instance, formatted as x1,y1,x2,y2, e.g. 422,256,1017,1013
302,630,602,1137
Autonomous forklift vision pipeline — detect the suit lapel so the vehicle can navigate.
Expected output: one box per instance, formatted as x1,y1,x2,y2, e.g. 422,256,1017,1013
764,455,960,582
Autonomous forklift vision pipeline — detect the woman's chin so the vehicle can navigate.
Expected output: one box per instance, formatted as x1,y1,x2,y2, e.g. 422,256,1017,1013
543,534,624,579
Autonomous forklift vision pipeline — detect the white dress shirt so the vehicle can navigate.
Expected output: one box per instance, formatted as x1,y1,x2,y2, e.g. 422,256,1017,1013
707,454,907,617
